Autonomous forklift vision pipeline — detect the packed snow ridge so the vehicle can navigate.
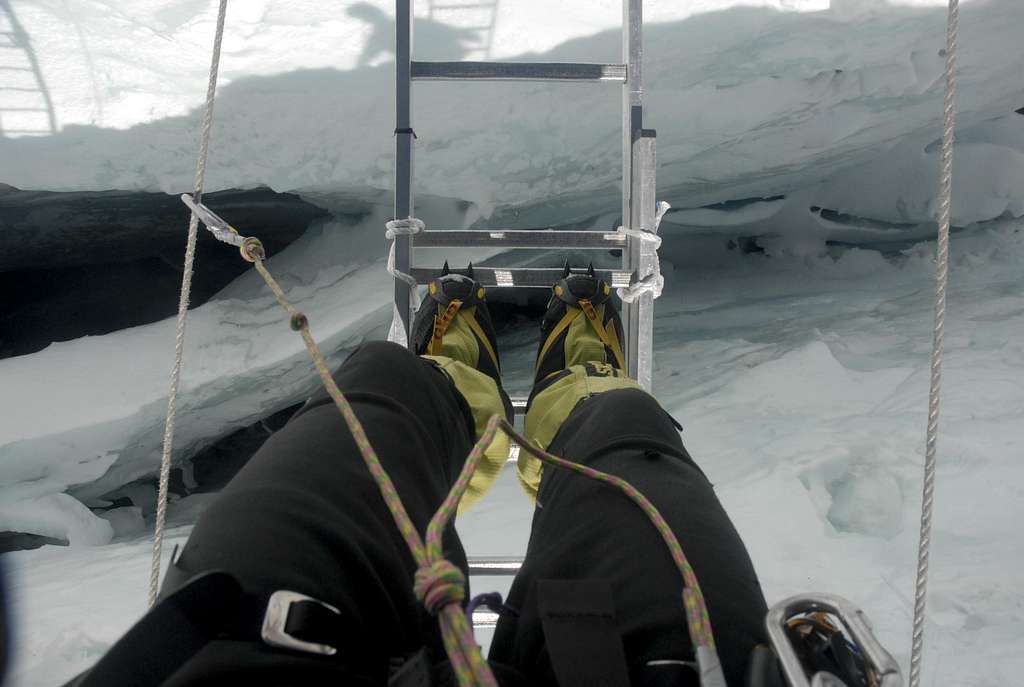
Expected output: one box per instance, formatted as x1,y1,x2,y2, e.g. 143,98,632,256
2,0,1023,223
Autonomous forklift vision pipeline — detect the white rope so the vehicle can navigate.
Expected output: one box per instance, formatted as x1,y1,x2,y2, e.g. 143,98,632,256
149,0,229,608
385,217,425,345
616,201,670,303
909,1,958,684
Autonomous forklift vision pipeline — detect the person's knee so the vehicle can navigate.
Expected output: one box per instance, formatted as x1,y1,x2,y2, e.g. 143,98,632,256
344,340,419,372
584,387,659,413
550,387,688,463
332,340,443,393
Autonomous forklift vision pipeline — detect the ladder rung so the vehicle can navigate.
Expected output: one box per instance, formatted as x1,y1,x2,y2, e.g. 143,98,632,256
411,61,626,82
415,229,626,250
472,610,499,629
430,2,498,9
411,266,632,289
509,397,528,420
469,556,523,576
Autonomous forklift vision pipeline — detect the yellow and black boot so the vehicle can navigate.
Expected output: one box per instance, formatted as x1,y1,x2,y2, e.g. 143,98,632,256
411,264,503,388
520,266,641,497
533,264,627,386
411,266,512,510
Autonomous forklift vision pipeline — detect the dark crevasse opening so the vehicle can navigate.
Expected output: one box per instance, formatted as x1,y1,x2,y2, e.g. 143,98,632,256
0,185,327,359
698,195,786,211
810,206,919,231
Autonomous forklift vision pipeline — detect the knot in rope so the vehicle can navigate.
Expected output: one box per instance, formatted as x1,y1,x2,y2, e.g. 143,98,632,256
616,201,670,303
385,217,426,346
414,559,466,615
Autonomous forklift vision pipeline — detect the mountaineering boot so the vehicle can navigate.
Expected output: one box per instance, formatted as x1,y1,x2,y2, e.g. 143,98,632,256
533,263,627,386
410,265,512,510
519,265,642,498
411,263,503,388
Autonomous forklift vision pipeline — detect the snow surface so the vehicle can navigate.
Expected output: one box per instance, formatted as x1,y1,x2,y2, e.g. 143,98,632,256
2,0,1024,685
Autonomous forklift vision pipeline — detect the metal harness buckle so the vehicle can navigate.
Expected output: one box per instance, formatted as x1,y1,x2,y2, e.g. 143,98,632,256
261,590,341,656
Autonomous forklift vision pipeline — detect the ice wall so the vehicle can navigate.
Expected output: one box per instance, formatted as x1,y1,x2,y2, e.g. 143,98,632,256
1,0,1023,560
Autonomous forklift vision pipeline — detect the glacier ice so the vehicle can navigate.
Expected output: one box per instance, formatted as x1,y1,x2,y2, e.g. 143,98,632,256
0,0,1023,685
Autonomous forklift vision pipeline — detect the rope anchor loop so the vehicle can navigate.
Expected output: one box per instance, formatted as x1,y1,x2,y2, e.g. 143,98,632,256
241,237,265,263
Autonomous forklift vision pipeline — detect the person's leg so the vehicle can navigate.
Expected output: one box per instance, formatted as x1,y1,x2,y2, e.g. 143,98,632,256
492,386,768,686
490,264,770,686
68,341,477,687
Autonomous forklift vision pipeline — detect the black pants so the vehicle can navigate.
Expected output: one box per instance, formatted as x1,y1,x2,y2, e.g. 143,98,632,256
81,342,768,686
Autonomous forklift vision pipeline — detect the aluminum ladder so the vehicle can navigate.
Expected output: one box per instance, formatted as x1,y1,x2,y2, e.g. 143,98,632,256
391,0,660,601
426,0,500,59
0,0,58,137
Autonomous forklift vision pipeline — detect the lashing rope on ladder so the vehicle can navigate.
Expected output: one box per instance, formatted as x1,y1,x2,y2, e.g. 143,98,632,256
617,200,671,303
385,217,425,346
185,205,724,685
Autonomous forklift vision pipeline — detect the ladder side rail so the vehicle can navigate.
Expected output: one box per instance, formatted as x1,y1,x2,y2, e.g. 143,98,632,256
394,0,415,344
622,0,643,220
482,0,499,58
621,0,644,380
632,132,657,391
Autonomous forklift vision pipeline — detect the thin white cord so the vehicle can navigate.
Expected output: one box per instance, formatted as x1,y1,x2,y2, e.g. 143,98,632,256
385,217,425,345
909,1,958,684
149,0,229,608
